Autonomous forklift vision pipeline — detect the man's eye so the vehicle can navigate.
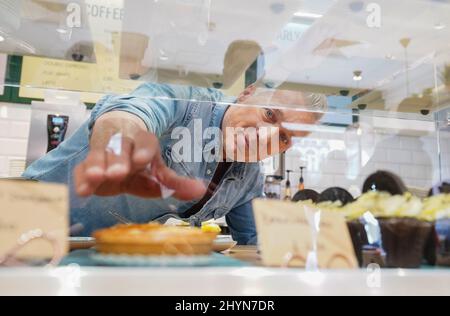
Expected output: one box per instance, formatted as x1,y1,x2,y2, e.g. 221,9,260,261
265,109,276,122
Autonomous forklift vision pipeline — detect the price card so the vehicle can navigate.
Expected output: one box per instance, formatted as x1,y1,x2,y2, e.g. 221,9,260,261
0,181,69,260
253,199,358,269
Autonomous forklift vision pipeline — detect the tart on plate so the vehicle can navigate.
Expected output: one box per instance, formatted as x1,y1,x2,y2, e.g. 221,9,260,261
94,223,218,256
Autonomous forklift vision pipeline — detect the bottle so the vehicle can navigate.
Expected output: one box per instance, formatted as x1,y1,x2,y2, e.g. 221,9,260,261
264,175,283,200
298,167,306,191
284,170,293,201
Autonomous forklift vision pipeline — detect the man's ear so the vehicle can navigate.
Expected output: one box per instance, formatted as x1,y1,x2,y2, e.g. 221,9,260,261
237,84,257,103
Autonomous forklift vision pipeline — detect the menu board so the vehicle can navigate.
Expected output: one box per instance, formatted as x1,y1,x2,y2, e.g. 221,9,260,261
19,37,141,104
19,0,141,104
0,54,6,96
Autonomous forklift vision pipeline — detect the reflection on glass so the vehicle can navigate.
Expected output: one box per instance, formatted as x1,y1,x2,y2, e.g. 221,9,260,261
0,0,449,113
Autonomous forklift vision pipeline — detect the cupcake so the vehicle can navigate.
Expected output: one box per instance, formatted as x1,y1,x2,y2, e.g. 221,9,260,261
363,171,407,196
318,187,355,206
422,194,450,266
423,225,438,266
428,181,450,197
436,218,450,266
346,219,369,267
371,192,433,268
317,188,368,267
378,217,432,268
292,189,320,203
341,191,389,267
342,190,435,268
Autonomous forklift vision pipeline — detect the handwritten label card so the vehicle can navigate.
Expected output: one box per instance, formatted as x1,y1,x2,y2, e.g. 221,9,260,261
253,199,358,269
0,181,69,260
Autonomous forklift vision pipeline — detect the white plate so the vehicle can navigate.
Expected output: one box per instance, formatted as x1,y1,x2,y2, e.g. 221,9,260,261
213,235,237,253
91,254,213,267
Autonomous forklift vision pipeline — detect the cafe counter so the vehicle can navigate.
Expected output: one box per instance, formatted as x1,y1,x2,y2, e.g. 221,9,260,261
1,246,449,296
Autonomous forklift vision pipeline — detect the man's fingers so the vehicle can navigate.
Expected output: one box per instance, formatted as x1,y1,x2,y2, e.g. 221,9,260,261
123,173,168,199
75,129,207,202
105,137,133,182
132,131,161,169
84,149,106,185
155,162,207,201
74,163,94,197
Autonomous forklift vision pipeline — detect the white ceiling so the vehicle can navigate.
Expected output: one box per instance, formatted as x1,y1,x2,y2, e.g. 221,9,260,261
265,0,450,92
1,0,450,112
119,0,450,99
0,0,96,61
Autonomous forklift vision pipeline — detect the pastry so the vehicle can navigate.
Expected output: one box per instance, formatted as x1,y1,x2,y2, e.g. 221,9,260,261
292,189,320,203
378,218,432,268
363,171,407,196
422,194,450,266
343,191,431,268
318,187,355,206
428,181,450,197
94,223,218,256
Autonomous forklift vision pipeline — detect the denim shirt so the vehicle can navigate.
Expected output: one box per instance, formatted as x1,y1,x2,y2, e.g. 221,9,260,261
23,83,264,245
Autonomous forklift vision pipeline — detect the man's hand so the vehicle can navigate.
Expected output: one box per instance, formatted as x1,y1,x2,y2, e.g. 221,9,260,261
74,112,206,200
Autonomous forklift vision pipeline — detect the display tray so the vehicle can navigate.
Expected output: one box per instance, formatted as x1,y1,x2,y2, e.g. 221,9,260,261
59,250,248,268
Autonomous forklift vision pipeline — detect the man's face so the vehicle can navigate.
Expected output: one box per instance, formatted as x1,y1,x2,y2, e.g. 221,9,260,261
222,87,320,162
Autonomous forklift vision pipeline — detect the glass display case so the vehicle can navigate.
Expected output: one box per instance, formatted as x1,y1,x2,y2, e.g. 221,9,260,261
3,0,447,188
0,0,450,272
0,0,449,191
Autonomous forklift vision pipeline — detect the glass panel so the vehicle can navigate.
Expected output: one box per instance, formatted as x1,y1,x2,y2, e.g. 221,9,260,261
0,0,447,114
436,108,450,182
282,110,442,200
0,0,448,195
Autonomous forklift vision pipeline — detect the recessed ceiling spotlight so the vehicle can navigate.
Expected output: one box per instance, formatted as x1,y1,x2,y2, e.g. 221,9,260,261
56,28,68,34
159,49,169,61
270,3,285,15
349,1,365,12
294,11,323,19
434,22,446,30
385,54,396,60
353,70,363,81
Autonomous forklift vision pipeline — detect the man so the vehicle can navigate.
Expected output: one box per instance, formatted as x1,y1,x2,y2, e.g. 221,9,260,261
23,83,327,245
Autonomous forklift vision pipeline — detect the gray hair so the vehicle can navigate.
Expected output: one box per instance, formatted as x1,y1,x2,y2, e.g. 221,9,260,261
250,84,328,115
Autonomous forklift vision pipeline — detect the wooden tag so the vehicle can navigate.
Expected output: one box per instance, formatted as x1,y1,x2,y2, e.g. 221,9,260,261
0,181,69,260
253,199,358,269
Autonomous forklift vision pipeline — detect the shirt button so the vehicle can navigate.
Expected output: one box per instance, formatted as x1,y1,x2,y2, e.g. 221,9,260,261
206,169,212,176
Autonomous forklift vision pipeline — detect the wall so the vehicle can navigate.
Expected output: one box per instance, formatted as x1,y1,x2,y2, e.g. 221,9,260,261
284,127,448,197
1,101,448,189
0,102,91,178
0,103,30,177
440,129,450,181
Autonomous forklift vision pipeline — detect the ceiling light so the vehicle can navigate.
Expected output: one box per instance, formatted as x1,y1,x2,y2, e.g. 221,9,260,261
385,54,396,60
0,35,5,42
282,122,346,134
353,70,363,81
357,127,363,136
56,28,68,34
294,11,323,19
434,22,446,30
270,3,286,15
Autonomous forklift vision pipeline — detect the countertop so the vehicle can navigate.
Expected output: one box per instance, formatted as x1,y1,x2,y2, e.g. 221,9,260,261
1,247,449,296
1,266,449,296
